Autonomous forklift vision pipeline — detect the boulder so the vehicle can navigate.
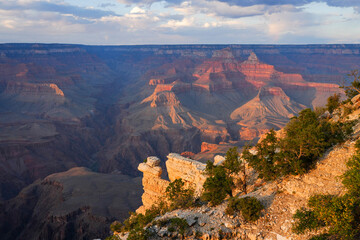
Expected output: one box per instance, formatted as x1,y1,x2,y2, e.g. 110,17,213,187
146,156,160,168
214,155,225,166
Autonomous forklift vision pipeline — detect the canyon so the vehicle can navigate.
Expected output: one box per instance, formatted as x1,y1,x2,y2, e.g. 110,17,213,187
0,44,360,239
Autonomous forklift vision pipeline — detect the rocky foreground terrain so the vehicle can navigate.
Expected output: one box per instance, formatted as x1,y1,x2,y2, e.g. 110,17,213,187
1,44,360,239
115,95,360,240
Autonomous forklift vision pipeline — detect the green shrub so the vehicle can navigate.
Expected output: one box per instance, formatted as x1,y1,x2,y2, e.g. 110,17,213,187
202,147,245,206
225,197,264,222
110,221,122,233
326,93,341,114
121,202,167,233
314,106,326,117
343,106,353,116
223,147,241,174
309,234,331,240
169,218,189,236
293,194,359,239
336,120,356,138
342,140,360,195
113,202,168,239
293,139,360,239
201,163,234,206
292,208,326,234
225,197,237,216
165,178,195,210
282,109,339,172
128,228,153,240
242,129,282,181
243,109,347,181
152,217,189,237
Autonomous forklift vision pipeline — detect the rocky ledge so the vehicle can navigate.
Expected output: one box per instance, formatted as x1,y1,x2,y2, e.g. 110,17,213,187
137,154,207,214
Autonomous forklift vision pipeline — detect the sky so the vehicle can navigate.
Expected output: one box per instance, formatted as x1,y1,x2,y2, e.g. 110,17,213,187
0,0,359,45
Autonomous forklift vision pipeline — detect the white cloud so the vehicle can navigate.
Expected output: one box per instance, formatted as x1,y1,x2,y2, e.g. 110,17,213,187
1,19,16,29
161,16,194,29
130,6,146,14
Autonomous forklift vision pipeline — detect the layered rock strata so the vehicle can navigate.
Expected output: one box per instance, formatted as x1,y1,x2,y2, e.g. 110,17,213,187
166,153,207,195
137,156,169,214
137,154,207,213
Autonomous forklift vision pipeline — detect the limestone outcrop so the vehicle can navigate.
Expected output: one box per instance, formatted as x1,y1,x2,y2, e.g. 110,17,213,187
137,157,170,214
137,154,207,213
166,153,207,195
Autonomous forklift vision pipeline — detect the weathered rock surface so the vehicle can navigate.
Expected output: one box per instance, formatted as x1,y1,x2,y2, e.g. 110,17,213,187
214,155,225,165
201,142,219,152
137,154,207,213
137,157,170,213
166,153,207,195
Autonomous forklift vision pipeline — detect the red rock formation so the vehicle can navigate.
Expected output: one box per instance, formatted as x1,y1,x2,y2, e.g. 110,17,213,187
239,53,276,88
180,151,195,158
5,82,64,97
149,78,166,85
239,128,260,141
201,142,218,152
192,48,243,91
139,49,343,143
153,84,174,93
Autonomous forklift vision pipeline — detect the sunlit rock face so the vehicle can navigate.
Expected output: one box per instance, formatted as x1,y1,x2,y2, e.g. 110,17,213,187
139,49,343,150
5,82,64,96
137,156,169,214
136,154,206,214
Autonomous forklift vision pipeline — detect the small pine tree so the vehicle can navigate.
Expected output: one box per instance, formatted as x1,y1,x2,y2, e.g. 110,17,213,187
243,129,283,180
340,70,360,100
326,93,341,114
225,197,264,222
243,109,347,180
165,178,194,209
223,147,241,174
224,146,248,194
201,164,234,206
202,147,247,205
